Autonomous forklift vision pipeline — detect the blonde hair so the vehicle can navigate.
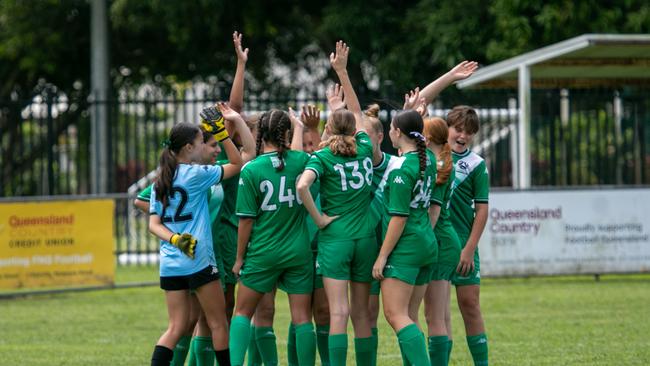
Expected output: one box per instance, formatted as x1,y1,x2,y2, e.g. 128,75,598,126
423,117,453,185
363,104,383,134
320,109,357,156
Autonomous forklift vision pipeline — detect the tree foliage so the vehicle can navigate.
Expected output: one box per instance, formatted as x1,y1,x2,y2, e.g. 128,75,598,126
0,0,649,99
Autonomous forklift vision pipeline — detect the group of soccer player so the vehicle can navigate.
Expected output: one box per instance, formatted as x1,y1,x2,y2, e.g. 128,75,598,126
136,32,490,366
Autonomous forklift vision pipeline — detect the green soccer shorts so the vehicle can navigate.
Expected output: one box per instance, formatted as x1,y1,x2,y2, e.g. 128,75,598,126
317,235,377,283
240,260,314,295
382,262,434,286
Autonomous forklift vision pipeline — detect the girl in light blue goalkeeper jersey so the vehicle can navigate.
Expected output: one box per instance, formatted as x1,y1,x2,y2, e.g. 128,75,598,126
147,114,246,366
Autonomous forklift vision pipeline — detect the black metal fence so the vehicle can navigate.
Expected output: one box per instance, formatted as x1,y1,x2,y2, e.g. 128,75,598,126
2,86,649,196
2,85,650,265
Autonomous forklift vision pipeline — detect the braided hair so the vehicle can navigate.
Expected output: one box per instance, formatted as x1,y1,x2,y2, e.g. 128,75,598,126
392,110,427,177
256,109,292,171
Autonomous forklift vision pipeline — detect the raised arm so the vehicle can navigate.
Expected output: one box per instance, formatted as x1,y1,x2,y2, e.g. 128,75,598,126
330,40,364,132
288,107,304,151
218,102,256,163
418,61,478,106
228,31,249,113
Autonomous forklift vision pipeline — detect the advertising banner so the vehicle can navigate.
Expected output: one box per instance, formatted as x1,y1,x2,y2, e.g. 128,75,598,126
0,199,115,289
480,189,650,276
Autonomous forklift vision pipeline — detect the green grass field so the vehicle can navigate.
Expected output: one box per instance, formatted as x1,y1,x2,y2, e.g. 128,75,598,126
1,267,648,365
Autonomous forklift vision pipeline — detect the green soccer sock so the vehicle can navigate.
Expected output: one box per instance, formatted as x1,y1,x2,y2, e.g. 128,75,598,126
466,333,488,366
229,315,252,366
255,326,278,366
248,324,263,366
428,335,448,366
355,337,373,366
187,337,198,366
171,335,192,366
295,322,317,365
316,325,331,366
328,333,348,366
397,324,429,366
287,323,299,366
446,339,453,365
370,327,378,366
192,336,215,366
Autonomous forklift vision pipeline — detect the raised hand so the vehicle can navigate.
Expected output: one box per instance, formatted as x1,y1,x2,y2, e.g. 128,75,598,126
301,105,321,130
448,61,479,81
329,40,349,73
288,107,304,129
403,87,421,110
415,97,429,118
200,105,229,141
326,83,346,111
217,101,243,122
233,31,249,64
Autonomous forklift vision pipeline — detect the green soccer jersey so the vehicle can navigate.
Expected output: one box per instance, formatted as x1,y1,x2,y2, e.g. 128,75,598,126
216,148,239,228
136,184,152,202
382,150,437,266
450,149,489,242
305,131,374,241
236,150,312,267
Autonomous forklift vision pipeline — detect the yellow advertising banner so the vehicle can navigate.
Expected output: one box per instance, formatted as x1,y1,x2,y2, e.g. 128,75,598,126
0,199,115,289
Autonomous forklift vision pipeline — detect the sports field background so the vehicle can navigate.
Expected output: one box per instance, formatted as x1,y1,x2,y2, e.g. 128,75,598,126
1,266,648,366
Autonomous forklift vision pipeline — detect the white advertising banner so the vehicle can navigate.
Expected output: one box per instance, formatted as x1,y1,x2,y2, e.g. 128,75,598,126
479,189,650,276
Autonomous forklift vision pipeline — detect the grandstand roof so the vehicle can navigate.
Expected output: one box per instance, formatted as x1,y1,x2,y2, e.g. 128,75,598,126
457,34,650,89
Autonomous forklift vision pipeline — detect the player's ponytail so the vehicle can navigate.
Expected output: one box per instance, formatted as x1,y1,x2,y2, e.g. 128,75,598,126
258,109,291,171
320,109,357,157
393,109,427,177
424,117,453,185
155,122,201,207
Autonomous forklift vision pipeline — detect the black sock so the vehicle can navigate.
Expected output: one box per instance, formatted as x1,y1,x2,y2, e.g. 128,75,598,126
151,345,174,366
214,348,231,366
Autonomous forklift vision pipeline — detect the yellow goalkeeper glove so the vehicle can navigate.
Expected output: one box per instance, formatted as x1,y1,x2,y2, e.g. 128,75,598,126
200,106,229,141
169,233,197,259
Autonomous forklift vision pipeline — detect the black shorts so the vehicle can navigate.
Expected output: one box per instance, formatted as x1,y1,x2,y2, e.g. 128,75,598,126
160,265,220,291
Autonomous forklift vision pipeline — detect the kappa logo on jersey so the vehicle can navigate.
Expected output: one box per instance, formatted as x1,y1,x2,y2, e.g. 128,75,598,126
238,178,244,185
393,176,405,184
211,266,219,275
202,165,209,171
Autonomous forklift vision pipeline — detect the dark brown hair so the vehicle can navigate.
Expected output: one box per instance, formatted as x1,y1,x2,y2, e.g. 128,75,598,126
392,110,426,177
255,109,291,171
446,105,479,134
155,123,201,207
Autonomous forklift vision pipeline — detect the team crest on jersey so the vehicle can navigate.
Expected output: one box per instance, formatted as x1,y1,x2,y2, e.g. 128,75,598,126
270,156,281,168
458,160,469,173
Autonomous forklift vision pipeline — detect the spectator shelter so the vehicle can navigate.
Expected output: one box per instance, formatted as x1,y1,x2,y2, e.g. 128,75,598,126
457,34,650,188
